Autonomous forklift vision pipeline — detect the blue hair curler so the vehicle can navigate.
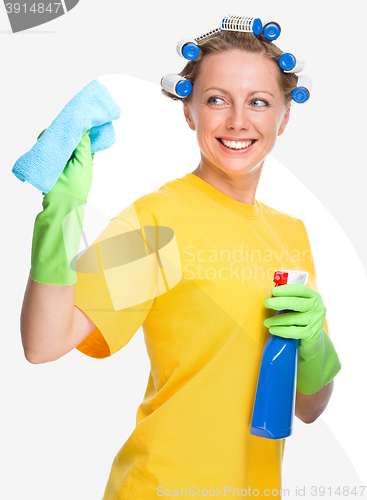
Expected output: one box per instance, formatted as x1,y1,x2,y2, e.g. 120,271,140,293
177,38,201,61
262,20,281,40
279,52,305,73
221,15,263,36
161,73,193,98
292,75,312,103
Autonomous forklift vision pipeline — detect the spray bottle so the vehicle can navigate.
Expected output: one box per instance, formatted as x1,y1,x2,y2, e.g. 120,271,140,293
250,269,309,439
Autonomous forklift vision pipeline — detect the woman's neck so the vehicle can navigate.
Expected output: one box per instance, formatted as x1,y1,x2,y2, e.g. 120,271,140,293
191,159,264,206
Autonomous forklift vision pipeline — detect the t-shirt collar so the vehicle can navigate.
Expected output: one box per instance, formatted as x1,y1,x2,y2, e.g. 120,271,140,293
181,173,262,219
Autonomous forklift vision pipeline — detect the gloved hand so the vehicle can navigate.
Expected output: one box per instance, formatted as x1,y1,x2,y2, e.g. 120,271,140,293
263,284,342,395
30,129,95,286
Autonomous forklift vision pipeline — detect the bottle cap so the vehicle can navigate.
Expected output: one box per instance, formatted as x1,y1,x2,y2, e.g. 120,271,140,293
273,269,309,285
273,270,289,285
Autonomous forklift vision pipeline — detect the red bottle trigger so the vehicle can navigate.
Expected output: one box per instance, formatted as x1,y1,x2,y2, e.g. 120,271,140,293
271,270,289,297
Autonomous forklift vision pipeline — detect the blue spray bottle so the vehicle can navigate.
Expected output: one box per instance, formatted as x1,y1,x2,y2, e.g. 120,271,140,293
250,269,309,439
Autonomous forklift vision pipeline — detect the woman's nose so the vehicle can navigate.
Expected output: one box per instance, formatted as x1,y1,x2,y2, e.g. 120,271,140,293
226,105,250,130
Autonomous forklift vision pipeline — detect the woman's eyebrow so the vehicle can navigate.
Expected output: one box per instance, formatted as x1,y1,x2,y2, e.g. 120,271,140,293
204,87,274,97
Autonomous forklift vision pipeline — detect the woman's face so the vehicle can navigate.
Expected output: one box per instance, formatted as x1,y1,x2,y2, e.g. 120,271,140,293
183,49,291,178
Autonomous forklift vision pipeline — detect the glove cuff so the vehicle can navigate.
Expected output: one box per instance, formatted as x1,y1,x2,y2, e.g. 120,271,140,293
297,327,342,395
30,193,86,286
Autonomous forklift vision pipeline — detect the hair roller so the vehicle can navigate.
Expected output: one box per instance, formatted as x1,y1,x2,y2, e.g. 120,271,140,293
220,15,263,36
261,20,281,40
292,75,312,103
176,38,200,61
161,73,193,98
279,52,306,73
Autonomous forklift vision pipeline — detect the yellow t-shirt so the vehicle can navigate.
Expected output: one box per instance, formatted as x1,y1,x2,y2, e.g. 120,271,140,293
74,173,329,498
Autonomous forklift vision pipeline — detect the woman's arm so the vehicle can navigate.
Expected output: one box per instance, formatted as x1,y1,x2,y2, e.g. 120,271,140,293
21,274,97,363
295,379,334,424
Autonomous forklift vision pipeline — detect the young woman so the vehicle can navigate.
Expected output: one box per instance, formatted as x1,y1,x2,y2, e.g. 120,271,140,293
21,27,341,499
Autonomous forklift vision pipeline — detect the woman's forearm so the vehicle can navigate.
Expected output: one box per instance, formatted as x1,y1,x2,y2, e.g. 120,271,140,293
295,379,334,424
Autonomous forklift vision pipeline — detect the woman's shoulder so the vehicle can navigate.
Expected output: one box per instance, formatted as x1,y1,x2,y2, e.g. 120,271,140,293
257,200,305,228
111,177,182,228
133,178,181,211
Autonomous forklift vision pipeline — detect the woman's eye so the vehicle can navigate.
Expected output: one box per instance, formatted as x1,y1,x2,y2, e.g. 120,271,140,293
207,96,269,107
207,96,225,106
252,99,269,107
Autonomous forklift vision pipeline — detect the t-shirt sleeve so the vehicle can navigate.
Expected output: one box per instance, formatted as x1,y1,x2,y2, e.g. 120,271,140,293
74,214,159,359
297,218,330,336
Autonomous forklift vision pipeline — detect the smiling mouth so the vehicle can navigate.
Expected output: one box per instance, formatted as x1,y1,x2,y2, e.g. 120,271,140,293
217,138,257,150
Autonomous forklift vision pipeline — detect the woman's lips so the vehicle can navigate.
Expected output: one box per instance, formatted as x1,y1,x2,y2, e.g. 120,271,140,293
216,138,257,154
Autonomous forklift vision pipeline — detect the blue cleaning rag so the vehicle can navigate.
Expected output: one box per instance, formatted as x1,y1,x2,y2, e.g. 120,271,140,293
12,78,121,194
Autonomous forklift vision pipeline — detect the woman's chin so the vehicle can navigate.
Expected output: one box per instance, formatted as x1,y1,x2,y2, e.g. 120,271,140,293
214,161,263,177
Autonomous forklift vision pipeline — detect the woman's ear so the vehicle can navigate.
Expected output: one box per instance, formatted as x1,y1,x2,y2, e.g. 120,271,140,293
183,101,195,131
278,106,291,137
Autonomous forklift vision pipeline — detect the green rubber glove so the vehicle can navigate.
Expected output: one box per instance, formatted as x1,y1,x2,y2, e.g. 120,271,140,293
263,284,342,395
30,129,95,286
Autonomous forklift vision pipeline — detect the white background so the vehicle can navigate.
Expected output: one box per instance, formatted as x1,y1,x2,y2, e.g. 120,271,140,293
1,1,366,499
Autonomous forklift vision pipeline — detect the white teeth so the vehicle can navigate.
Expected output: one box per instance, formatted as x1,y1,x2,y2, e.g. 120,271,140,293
221,139,254,150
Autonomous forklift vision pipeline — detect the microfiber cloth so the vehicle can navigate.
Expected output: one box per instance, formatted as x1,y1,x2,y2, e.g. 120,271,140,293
12,79,121,194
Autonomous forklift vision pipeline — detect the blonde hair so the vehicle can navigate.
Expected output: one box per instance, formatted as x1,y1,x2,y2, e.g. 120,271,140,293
161,30,298,107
